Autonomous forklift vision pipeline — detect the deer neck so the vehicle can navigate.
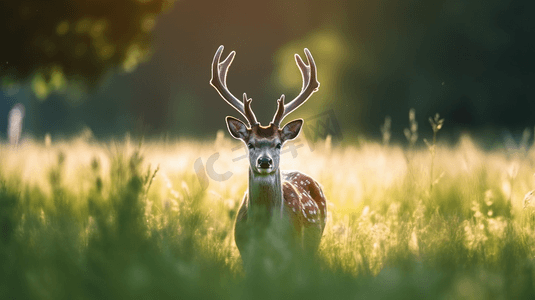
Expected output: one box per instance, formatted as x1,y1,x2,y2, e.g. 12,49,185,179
248,168,283,222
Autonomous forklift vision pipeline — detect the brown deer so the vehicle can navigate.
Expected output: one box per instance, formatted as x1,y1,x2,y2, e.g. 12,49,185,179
210,45,327,264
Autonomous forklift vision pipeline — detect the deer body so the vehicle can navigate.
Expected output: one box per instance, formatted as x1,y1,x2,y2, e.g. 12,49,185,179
210,45,327,262
235,171,327,256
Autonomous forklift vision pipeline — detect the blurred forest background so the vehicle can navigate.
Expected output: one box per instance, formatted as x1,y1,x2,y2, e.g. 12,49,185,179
1,0,534,146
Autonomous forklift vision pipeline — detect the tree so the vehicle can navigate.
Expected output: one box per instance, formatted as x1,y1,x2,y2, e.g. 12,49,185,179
0,0,177,99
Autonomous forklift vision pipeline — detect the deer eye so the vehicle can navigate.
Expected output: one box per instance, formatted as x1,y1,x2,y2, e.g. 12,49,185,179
247,143,254,149
276,143,282,149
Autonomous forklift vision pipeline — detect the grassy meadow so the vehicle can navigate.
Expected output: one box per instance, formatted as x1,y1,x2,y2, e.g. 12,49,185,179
2,125,535,299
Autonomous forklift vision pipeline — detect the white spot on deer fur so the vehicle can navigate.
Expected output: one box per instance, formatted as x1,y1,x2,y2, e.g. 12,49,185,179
292,208,296,212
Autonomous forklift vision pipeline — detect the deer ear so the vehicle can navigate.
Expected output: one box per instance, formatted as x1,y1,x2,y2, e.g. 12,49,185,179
281,119,303,142
226,116,249,140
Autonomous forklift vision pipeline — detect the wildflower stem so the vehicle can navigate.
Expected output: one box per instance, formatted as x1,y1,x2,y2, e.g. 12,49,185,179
429,129,436,193
427,113,444,193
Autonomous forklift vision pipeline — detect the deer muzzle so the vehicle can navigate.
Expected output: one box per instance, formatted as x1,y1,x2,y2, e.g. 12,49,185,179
257,157,273,169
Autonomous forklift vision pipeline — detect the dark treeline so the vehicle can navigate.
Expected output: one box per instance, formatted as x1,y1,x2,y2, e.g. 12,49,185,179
1,0,534,144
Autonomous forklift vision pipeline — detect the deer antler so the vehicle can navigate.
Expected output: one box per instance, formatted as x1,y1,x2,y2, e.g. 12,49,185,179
272,48,320,127
210,45,258,126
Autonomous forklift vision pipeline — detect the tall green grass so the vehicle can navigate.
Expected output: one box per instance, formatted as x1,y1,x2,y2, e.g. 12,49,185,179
1,130,535,299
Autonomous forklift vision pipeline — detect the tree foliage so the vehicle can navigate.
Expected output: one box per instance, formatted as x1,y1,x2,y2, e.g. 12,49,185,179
0,0,176,97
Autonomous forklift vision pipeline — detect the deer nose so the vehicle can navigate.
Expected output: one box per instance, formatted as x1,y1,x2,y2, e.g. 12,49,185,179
257,157,273,169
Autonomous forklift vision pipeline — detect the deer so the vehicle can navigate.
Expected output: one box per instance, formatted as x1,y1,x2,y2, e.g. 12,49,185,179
210,45,327,266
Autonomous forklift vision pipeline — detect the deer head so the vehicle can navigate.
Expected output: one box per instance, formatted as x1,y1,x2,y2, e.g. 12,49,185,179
210,45,320,175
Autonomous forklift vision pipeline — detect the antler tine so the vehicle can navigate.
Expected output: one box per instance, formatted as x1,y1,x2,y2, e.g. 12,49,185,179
271,95,285,126
219,48,236,87
210,45,258,126
273,48,320,126
294,52,310,92
243,93,258,125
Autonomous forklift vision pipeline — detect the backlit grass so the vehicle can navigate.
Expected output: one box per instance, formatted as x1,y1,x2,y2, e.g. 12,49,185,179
1,130,535,299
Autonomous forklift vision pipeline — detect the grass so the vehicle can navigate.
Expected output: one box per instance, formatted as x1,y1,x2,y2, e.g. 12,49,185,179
1,129,535,299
